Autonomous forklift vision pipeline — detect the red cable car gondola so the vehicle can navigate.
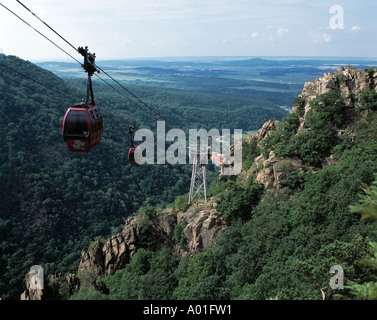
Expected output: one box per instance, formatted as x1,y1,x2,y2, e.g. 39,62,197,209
128,146,138,165
62,46,103,152
62,104,103,152
128,125,138,165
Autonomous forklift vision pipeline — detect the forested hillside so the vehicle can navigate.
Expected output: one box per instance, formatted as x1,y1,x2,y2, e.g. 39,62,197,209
61,65,377,301
67,78,289,133
0,55,288,300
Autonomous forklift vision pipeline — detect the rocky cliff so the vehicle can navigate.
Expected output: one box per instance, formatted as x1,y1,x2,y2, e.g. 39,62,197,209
23,200,225,298
249,66,377,189
294,66,377,122
77,199,226,277
74,200,225,293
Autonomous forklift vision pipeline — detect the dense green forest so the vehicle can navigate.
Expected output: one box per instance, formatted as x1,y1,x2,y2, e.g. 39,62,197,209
68,67,377,300
67,77,289,132
0,55,288,300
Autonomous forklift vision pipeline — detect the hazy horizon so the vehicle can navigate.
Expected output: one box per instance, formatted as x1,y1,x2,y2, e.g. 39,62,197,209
31,55,377,64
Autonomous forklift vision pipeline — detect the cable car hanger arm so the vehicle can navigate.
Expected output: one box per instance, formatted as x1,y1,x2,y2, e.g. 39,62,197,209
78,46,99,106
78,46,99,77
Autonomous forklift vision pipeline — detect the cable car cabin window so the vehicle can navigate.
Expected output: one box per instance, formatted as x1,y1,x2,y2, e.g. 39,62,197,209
99,117,103,130
88,107,102,133
64,110,88,134
89,110,97,132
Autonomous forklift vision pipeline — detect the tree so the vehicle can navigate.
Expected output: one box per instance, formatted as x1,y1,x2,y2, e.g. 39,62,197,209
173,193,189,212
359,89,377,114
261,90,346,167
172,247,227,300
293,124,338,166
261,112,299,158
307,88,347,128
105,249,179,300
346,175,377,299
294,236,376,300
216,180,264,223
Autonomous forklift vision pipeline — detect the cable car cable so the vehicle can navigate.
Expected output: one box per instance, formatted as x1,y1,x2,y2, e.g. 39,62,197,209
92,72,161,123
16,0,174,128
1,1,139,122
0,3,81,66
0,72,69,103
93,64,175,128
14,0,175,128
0,57,159,129
16,0,78,53
0,61,74,101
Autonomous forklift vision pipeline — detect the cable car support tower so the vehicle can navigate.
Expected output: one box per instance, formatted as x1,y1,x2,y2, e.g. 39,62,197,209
188,145,210,205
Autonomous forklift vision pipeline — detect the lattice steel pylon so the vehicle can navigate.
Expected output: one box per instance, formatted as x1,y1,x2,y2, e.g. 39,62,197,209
188,145,209,204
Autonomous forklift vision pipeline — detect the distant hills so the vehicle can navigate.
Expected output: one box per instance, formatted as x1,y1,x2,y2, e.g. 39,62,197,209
36,56,377,71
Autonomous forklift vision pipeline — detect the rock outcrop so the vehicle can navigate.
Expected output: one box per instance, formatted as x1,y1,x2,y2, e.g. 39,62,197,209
255,151,305,189
22,203,226,299
247,118,280,147
249,66,377,190
69,201,225,295
293,66,377,127
77,214,176,278
177,202,227,256
20,271,43,300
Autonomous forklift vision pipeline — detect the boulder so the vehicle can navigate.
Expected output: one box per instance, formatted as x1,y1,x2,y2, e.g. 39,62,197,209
255,151,305,189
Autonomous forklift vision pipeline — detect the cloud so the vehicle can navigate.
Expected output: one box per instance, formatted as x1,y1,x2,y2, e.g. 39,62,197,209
263,26,289,42
276,27,289,37
250,32,259,38
322,33,332,43
350,25,361,32
309,31,332,43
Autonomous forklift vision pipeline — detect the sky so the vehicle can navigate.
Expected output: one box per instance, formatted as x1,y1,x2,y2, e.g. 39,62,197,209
0,0,376,62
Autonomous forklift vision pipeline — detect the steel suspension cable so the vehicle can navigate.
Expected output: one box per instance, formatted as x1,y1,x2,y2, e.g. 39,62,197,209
16,0,79,53
0,61,74,101
13,0,175,127
0,72,67,103
93,72,161,123
0,3,81,65
94,64,175,127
